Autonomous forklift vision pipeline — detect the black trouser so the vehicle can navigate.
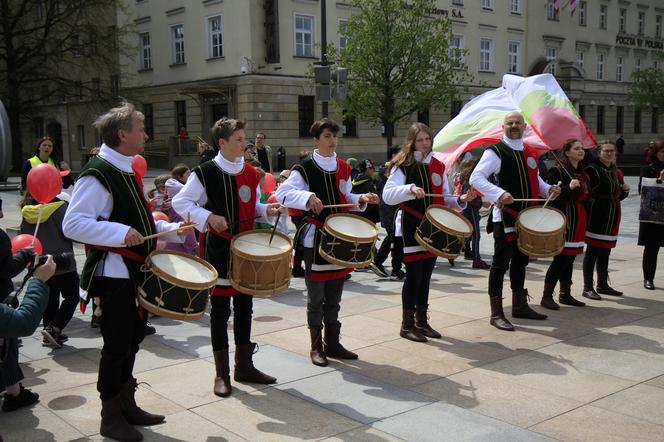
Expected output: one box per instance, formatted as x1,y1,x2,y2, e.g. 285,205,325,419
545,254,577,285
583,245,610,277
402,257,437,309
42,271,80,331
303,248,345,328
488,222,529,297
210,295,253,350
95,277,147,400
0,338,23,390
643,244,660,281
374,227,404,272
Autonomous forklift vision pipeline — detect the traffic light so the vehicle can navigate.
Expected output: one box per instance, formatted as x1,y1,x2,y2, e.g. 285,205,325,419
331,67,347,101
314,65,347,102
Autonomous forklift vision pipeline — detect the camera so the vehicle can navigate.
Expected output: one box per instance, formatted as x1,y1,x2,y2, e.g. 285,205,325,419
35,252,75,270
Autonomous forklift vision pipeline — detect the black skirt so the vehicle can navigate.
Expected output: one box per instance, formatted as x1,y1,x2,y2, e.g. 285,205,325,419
638,222,664,247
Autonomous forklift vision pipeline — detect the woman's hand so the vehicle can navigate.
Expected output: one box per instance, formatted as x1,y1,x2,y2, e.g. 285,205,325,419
569,179,580,190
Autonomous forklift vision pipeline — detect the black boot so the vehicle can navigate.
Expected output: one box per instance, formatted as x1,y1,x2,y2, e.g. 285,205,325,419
415,304,442,338
309,327,328,366
489,296,514,331
324,321,358,359
558,280,585,307
119,379,165,426
512,289,547,320
234,343,277,384
400,308,427,342
582,268,602,300
100,396,143,442
596,271,623,296
540,283,560,310
213,350,232,397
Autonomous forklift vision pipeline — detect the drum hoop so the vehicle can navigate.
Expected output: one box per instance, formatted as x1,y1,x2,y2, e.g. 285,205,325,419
137,293,206,321
147,250,218,290
230,230,293,260
323,213,378,243
516,206,566,233
318,244,370,268
425,205,473,237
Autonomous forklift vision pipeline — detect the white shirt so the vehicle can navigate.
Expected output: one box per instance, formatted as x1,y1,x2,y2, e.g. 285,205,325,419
275,149,365,247
469,135,551,223
63,144,183,279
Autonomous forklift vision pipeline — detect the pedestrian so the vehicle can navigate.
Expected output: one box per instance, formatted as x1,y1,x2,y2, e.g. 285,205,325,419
638,139,664,290
254,132,272,172
458,158,490,269
21,137,73,193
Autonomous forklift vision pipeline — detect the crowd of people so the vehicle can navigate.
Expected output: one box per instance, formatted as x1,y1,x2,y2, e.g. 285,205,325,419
1,102,662,442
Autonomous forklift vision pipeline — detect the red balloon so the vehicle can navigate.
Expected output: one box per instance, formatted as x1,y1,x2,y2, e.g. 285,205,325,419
132,155,148,178
261,173,276,193
152,211,170,222
11,234,43,255
27,164,62,203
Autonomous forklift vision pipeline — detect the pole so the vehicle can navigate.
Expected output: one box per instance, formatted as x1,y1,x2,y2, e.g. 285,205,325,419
321,0,329,117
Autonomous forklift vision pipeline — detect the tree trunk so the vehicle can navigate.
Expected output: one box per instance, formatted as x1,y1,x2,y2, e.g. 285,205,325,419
385,121,395,160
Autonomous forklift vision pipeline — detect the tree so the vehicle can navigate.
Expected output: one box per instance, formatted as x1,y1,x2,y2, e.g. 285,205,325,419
630,54,664,112
0,0,126,171
332,0,472,152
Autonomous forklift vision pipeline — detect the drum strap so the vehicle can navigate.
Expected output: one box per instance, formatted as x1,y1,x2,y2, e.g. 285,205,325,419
207,228,234,241
400,204,423,221
304,216,324,229
503,206,519,218
91,245,145,263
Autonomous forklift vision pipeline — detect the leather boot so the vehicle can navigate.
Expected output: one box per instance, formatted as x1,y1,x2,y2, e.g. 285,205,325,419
119,379,165,426
400,309,427,342
415,305,442,338
309,327,328,366
489,296,514,331
540,283,560,310
234,343,277,384
596,271,623,296
213,350,232,397
558,280,585,307
100,396,143,442
324,321,358,359
582,268,602,300
511,289,547,320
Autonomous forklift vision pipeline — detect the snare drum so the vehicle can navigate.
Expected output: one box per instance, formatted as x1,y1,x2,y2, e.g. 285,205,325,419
516,206,566,258
319,213,378,268
138,250,218,321
415,205,473,259
229,230,293,297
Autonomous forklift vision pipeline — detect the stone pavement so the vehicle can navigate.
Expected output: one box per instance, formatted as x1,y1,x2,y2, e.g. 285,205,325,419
1,176,664,441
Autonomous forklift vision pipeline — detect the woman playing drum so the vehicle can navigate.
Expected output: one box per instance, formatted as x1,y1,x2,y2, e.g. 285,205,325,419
540,139,589,309
382,123,476,342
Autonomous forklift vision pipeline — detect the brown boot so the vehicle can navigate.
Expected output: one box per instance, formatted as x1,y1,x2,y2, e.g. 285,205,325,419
119,379,165,426
234,343,276,384
400,308,427,342
582,268,602,300
213,350,232,397
558,280,585,307
540,283,560,310
489,296,514,331
596,271,623,296
512,289,547,320
324,321,358,359
100,396,143,442
309,327,328,366
415,305,442,338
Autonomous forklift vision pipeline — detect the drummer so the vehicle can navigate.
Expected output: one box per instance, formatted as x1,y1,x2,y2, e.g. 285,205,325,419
469,112,560,332
382,122,476,343
276,118,379,367
172,117,282,398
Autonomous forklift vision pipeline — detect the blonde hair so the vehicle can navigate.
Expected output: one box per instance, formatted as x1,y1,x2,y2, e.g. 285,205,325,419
391,123,433,169
93,102,144,148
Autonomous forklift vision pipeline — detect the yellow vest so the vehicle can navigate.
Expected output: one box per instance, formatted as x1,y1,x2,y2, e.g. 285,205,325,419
28,156,56,168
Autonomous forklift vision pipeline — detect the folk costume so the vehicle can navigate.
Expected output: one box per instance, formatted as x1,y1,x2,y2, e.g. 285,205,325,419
171,152,276,397
470,136,552,330
382,151,464,342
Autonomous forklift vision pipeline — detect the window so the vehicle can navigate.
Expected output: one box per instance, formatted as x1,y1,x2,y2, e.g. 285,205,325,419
208,15,223,58
342,111,357,137
338,20,348,51
36,0,44,20
635,57,641,70
417,109,430,127
481,0,493,11
619,8,626,32
449,34,465,63
171,24,185,64
507,41,521,74
175,100,186,133
294,14,314,57
510,0,520,14
71,34,81,57
596,105,605,134
110,75,119,96
634,109,641,134
452,0,463,5
34,117,44,138
546,46,557,75
616,56,624,82
638,11,645,35
600,5,607,29
92,77,100,98
75,81,82,100
139,32,151,69
579,104,586,121
450,100,463,119
547,0,559,21
579,1,586,25
657,15,662,38
616,106,624,134
576,51,585,70
479,38,493,72
77,125,85,149
88,32,98,56
143,104,154,141
298,96,315,137
596,53,604,80
652,108,659,133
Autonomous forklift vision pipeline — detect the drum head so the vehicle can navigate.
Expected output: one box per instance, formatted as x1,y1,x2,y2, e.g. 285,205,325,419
233,231,292,257
151,252,217,284
326,214,377,240
519,207,565,233
427,206,472,234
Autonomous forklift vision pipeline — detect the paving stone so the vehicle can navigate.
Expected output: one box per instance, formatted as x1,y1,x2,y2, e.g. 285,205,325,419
323,425,405,441
0,404,85,441
592,383,664,426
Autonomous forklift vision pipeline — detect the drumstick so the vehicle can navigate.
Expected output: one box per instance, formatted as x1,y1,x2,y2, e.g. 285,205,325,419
322,203,356,209
140,223,197,242
269,196,286,245
551,151,575,181
511,198,547,202
423,194,458,198
542,181,562,209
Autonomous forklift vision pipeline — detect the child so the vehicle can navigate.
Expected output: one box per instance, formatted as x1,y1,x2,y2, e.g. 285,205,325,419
147,174,171,216
164,164,198,255
458,158,490,269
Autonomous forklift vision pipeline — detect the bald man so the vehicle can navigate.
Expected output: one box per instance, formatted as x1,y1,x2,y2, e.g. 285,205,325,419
470,112,560,331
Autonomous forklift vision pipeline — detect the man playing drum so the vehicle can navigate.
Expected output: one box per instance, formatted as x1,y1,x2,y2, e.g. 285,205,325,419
63,102,190,442
172,118,282,398
470,112,561,331
276,118,379,367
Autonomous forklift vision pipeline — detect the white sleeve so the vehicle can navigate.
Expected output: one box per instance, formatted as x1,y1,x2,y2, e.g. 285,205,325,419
538,175,552,198
443,174,466,210
171,173,212,229
469,150,506,202
255,185,272,224
275,170,315,211
382,167,416,205
344,176,365,212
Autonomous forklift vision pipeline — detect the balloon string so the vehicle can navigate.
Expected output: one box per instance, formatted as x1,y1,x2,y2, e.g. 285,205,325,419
31,204,44,251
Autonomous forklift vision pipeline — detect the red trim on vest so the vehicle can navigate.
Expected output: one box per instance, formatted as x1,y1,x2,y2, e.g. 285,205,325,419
505,233,517,242
334,159,351,212
585,237,617,249
400,205,423,220
91,245,146,263
236,164,261,233
428,158,445,206
208,228,234,241
403,251,437,263
304,216,324,229
310,267,353,281
524,146,540,203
